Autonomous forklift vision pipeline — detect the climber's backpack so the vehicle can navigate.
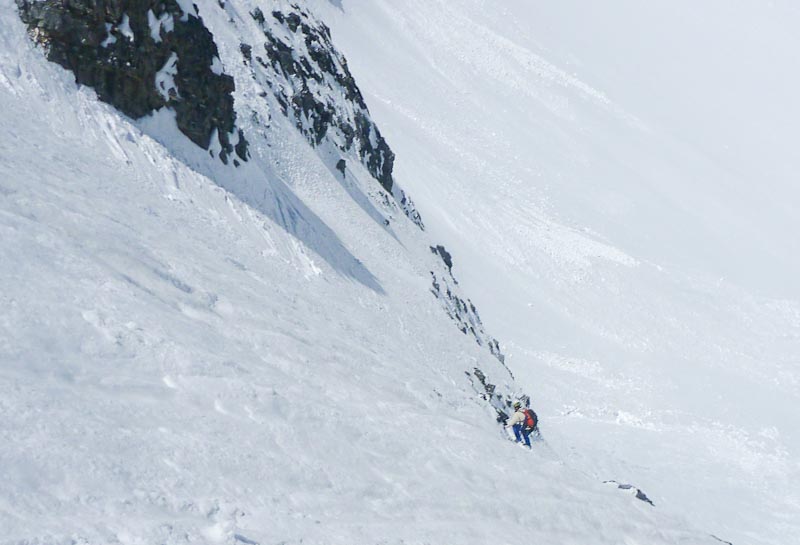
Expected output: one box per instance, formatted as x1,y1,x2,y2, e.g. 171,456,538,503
523,408,538,431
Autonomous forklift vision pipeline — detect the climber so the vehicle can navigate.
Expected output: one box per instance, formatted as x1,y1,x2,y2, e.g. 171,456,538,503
507,400,538,448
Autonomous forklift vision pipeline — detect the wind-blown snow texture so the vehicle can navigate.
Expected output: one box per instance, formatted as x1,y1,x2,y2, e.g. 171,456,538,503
307,1,800,544
1,0,799,544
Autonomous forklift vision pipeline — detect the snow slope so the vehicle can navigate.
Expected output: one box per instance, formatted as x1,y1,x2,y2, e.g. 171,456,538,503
0,0,728,544
308,1,800,544
1,0,798,544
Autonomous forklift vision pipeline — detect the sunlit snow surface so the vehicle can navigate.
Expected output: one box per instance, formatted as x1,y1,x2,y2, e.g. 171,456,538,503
308,1,800,544
1,0,798,544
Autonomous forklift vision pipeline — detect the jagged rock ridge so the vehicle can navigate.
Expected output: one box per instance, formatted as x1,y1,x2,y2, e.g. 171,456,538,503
244,3,423,228
467,367,527,425
16,0,505,377
16,0,248,164
430,245,507,366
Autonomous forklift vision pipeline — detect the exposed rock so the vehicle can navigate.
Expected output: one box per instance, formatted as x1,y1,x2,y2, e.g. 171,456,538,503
429,249,508,368
239,43,252,63
431,244,454,273
246,4,423,228
603,481,655,506
335,158,347,178
467,368,533,427
16,0,248,164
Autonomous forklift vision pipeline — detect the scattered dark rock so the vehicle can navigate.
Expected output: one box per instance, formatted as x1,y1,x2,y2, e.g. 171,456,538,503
250,7,265,25
429,256,508,369
468,368,506,423
17,0,249,163
240,43,252,63
335,158,347,178
398,190,424,230
430,244,454,272
234,129,249,161
604,481,655,506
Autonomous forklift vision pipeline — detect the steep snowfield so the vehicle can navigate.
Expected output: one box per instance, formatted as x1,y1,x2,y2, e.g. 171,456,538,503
308,1,800,544
2,0,799,543
0,1,723,544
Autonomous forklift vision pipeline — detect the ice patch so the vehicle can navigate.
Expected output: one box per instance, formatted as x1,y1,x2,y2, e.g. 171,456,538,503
118,14,134,42
155,52,179,100
147,10,158,40
174,0,197,22
207,128,222,158
100,23,117,48
147,10,175,43
210,56,224,76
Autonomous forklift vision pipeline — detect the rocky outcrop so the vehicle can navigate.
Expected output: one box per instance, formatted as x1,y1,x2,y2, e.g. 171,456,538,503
430,245,506,366
431,244,454,272
430,246,523,430
467,367,533,427
16,0,248,164
245,4,423,228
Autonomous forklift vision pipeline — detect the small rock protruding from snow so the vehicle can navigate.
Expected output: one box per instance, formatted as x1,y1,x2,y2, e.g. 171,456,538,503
336,158,347,178
604,481,655,506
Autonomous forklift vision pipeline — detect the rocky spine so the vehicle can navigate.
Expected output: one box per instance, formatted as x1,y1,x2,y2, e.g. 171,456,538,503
16,0,249,164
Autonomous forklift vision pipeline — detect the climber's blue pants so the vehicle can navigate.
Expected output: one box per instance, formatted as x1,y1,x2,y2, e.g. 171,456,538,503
513,424,531,447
